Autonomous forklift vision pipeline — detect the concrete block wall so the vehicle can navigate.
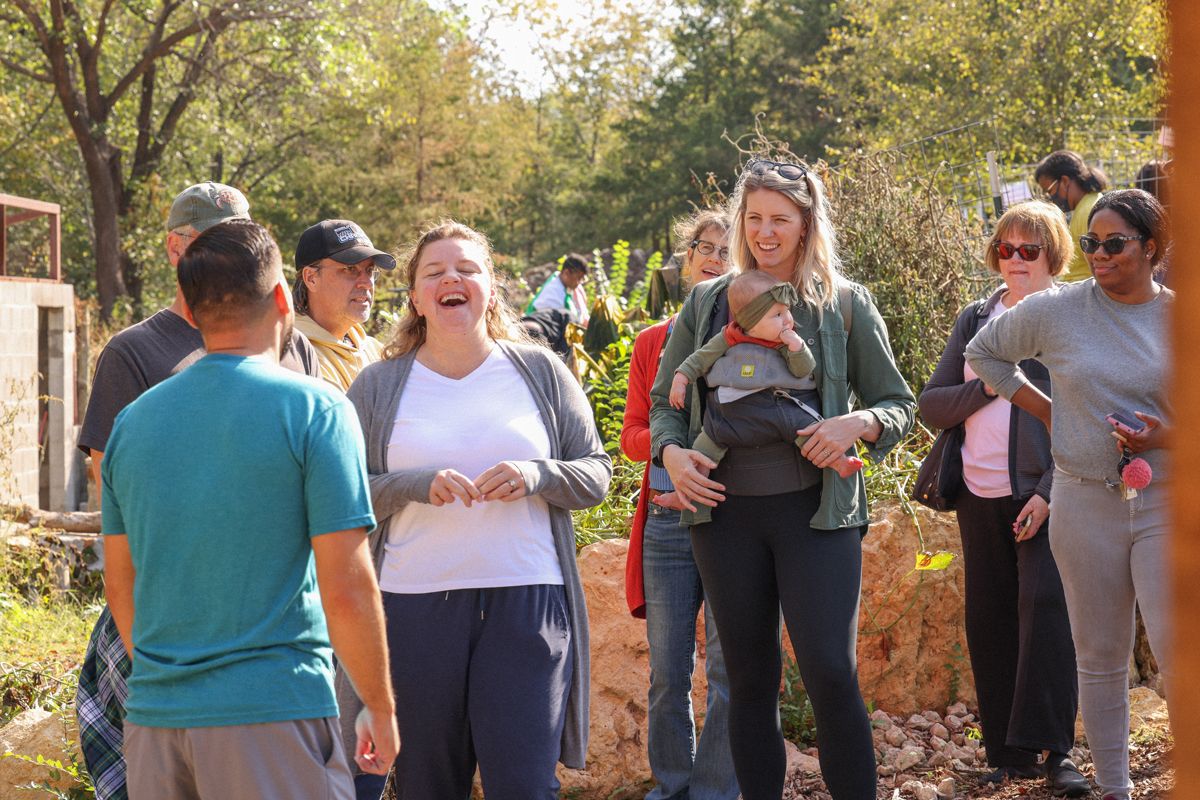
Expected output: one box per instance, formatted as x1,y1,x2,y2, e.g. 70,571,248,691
0,279,77,510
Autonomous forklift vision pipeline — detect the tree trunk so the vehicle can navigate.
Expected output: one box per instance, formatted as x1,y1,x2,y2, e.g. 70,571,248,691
84,150,128,321
121,249,145,320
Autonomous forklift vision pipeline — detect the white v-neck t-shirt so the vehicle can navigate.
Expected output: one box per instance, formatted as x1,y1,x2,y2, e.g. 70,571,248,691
379,348,562,593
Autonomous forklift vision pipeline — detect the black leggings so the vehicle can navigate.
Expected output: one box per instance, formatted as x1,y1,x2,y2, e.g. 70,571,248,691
690,488,876,800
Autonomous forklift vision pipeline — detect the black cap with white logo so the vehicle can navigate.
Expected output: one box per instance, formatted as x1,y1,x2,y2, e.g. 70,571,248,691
295,219,397,271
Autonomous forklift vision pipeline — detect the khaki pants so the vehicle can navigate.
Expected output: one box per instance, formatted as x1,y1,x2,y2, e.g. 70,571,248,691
125,717,353,800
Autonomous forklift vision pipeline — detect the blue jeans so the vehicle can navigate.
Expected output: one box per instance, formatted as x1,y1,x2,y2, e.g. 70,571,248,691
643,504,738,800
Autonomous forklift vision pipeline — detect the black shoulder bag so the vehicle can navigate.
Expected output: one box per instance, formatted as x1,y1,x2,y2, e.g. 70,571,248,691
911,304,987,512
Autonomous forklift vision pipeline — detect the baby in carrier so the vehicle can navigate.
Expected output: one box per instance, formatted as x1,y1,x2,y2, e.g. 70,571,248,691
667,270,863,522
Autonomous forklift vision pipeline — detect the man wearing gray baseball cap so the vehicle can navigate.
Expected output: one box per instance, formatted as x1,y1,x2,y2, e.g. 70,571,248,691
75,181,320,800
293,220,395,391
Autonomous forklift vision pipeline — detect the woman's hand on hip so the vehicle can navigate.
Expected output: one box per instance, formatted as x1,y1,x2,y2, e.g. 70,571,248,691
474,462,529,503
1013,494,1049,541
797,412,877,468
1111,411,1168,454
662,444,725,511
429,468,483,507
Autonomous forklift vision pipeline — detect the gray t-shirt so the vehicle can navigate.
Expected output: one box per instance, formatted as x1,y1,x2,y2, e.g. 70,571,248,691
965,280,1173,483
78,309,319,454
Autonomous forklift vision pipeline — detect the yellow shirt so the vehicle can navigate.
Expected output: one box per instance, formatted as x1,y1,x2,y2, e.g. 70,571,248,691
294,315,384,392
1061,192,1102,283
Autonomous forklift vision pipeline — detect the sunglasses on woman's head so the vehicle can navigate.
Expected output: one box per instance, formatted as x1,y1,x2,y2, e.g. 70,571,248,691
992,241,1044,261
690,240,730,260
745,159,807,181
1079,234,1145,255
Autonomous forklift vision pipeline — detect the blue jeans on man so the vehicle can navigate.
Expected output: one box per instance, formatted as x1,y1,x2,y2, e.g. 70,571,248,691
643,504,738,800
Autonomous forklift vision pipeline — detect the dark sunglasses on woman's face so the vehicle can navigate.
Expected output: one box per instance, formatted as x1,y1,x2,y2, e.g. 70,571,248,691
745,159,807,181
690,240,730,260
992,241,1044,261
1079,234,1145,255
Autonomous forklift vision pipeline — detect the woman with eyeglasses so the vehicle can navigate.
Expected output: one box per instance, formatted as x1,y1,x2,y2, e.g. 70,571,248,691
966,189,1174,800
1034,150,1109,283
920,201,1086,795
621,208,738,800
649,160,914,800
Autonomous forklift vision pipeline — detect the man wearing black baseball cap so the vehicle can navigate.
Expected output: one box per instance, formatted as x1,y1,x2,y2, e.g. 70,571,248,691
294,220,396,391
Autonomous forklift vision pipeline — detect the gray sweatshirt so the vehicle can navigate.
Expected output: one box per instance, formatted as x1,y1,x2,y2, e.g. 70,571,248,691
965,279,1174,484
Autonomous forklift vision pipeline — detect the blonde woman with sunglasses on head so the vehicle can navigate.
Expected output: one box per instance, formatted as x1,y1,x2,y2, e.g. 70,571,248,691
967,189,1173,800
920,201,1087,796
649,159,914,800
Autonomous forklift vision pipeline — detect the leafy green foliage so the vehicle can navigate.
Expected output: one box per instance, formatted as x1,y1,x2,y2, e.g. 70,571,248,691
780,654,818,746
810,0,1167,163
572,327,642,550
824,152,984,397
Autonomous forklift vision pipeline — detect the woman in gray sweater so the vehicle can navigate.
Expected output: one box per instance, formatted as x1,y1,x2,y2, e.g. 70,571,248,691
966,190,1173,800
921,201,1083,795
341,221,611,799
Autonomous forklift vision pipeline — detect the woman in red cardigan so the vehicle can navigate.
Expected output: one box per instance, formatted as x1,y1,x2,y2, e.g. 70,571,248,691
622,209,738,800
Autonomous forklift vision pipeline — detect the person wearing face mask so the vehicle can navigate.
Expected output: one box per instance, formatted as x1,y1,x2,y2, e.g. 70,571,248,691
1034,150,1109,283
966,189,1174,800
650,160,915,800
620,209,739,800
920,201,1085,796
293,220,395,391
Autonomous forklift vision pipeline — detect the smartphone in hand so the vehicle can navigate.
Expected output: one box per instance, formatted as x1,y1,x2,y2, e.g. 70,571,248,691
1107,411,1145,435
1015,514,1033,538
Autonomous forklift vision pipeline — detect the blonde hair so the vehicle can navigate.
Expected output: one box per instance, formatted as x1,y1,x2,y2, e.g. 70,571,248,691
984,200,1073,276
727,161,841,310
383,220,527,359
726,270,780,317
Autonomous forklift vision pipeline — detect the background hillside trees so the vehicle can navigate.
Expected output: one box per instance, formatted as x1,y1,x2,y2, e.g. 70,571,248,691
0,0,1168,317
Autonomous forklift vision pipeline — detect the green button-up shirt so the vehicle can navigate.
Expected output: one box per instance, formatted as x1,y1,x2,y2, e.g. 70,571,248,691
649,272,915,530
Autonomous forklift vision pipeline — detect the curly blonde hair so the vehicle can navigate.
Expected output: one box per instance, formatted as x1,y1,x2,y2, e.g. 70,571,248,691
383,220,526,359
727,160,842,311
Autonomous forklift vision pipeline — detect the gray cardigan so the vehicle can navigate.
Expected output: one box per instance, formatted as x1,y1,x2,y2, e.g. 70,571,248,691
335,341,612,770
919,287,1055,502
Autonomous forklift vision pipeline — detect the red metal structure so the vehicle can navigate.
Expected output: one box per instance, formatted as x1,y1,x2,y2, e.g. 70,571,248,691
0,192,61,281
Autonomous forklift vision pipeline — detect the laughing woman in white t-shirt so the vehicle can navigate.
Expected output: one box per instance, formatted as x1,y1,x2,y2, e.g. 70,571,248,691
918,201,1089,797
339,221,612,800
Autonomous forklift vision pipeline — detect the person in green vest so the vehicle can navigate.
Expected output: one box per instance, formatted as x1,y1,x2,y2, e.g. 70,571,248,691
527,253,590,325
1034,150,1109,283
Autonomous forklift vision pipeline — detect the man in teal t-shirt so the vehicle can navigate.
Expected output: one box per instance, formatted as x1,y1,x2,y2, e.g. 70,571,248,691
101,220,398,799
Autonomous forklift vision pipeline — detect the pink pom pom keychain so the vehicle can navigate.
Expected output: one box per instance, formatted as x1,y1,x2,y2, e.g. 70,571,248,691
1120,455,1153,490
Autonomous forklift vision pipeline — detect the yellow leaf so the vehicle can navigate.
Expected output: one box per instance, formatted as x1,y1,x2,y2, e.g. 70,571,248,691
915,551,956,571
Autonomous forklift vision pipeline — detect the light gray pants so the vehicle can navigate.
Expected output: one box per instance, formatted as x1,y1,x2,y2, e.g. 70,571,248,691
1049,470,1172,800
125,717,353,800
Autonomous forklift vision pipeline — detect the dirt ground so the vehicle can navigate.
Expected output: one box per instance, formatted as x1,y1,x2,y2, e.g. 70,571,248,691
782,725,1173,800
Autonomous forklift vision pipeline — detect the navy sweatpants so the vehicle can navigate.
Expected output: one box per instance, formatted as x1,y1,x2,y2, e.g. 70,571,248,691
381,584,573,800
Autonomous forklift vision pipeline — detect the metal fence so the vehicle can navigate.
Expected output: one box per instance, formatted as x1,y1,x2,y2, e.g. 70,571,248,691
870,116,1169,271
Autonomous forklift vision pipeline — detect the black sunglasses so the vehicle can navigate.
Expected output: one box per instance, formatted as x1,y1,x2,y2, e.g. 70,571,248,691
992,241,1044,261
690,240,730,260
1079,234,1145,256
745,159,807,181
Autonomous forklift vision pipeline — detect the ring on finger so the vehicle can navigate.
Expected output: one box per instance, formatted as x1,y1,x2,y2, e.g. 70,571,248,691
507,478,518,490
